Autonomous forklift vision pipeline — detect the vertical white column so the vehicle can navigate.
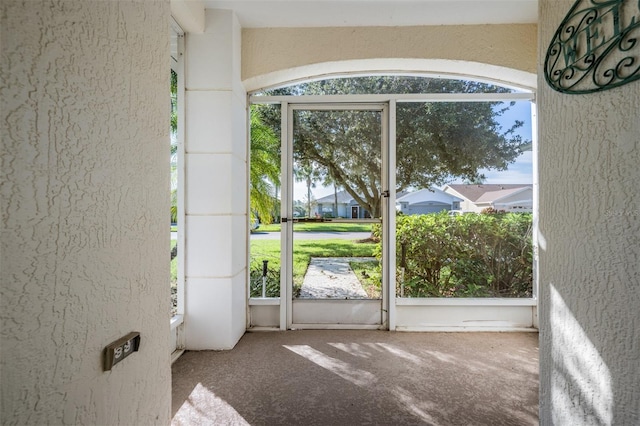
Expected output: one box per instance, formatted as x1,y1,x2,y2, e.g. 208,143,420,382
184,9,247,349
280,102,291,330
387,100,397,331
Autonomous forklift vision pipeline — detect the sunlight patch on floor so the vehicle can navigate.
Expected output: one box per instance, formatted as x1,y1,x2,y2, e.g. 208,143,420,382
172,383,249,426
327,342,374,358
371,342,423,365
284,344,377,387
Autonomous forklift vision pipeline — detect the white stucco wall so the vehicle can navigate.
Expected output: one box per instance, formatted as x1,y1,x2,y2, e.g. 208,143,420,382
1,1,171,424
242,24,537,91
538,1,640,424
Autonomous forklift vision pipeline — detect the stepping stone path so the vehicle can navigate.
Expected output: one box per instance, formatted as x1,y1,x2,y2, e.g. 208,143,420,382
299,257,375,299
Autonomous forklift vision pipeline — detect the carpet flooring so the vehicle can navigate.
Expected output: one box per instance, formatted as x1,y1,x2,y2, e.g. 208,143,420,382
172,330,539,425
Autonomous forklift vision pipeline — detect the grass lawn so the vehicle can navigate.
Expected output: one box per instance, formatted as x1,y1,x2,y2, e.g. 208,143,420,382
257,222,373,233
170,239,177,316
170,240,177,286
250,238,377,294
349,260,382,298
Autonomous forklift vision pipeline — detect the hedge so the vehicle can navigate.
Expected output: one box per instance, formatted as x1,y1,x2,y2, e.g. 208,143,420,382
375,212,533,298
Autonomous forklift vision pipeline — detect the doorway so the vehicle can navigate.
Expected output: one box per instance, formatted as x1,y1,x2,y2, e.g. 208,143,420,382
282,103,391,329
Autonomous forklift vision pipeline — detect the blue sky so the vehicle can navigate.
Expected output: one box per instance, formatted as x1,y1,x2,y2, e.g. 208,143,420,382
454,100,533,185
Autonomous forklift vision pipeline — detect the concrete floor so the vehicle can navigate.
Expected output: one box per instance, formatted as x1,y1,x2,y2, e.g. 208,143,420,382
172,330,539,425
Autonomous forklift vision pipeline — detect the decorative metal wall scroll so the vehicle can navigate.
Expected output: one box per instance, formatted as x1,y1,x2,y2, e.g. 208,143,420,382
545,0,640,94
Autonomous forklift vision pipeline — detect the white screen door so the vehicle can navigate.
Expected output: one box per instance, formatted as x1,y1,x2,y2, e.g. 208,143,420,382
281,103,391,329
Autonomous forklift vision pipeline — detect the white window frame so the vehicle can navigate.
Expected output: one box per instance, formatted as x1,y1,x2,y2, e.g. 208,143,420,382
249,87,538,331
170,18,185,361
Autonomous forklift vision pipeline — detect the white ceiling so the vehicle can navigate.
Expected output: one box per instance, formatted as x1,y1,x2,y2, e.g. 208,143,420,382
204,0,538,28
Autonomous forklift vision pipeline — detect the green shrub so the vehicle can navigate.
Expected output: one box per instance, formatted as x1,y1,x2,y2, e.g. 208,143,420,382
387,212,533,298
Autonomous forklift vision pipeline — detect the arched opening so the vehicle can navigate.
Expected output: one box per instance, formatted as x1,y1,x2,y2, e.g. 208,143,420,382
243,59,537,93
247,69,538,331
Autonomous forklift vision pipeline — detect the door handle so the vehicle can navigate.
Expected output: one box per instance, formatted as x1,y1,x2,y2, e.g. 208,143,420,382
381,190,390,198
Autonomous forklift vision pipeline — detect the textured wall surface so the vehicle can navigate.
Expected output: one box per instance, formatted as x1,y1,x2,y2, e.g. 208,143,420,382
538,1,640,424
1,1,171,424
243,24,537,89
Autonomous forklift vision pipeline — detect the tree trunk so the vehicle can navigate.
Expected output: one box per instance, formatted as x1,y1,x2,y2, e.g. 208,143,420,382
306,176,312,217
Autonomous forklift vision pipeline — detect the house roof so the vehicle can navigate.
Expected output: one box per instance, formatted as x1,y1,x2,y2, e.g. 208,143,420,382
476,186,532,203
315,190,355,204
445,184,532,203
316,189,411,204
396,188,462,205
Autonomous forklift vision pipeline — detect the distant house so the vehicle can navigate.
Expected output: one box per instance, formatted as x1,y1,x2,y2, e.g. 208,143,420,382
396,188,462,215
443,184,533,213
315,190,372,219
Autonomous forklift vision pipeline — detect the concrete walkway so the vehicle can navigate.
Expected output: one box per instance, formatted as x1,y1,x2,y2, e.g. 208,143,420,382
299,257,375,299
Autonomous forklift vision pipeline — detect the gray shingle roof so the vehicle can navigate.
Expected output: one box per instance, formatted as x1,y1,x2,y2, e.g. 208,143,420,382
446,184,532,202
396,188,462,205
315,190,356,204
